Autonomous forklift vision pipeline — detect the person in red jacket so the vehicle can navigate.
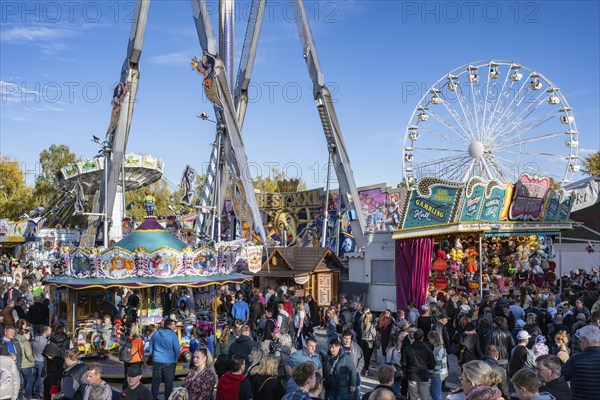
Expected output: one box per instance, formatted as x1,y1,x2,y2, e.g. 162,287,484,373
216,354,252,400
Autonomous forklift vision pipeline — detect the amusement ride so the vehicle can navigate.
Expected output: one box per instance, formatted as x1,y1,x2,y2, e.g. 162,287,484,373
402,60,580,190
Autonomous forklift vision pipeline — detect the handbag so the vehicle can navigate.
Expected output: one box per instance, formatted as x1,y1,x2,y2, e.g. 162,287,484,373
386,349,402,379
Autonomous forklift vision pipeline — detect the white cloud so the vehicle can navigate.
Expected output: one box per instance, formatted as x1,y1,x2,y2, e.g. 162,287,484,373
0,80,40,103
1,26,75,43
148,51,192,65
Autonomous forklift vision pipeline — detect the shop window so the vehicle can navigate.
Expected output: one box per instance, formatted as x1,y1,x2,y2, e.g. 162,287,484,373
371,260,395,285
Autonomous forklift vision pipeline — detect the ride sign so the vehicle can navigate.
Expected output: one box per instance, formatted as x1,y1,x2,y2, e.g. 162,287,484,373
509,173,550,221
459,178,486,222
402,180,460,229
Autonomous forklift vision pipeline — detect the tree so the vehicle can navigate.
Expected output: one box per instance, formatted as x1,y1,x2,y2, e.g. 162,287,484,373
252,167,307,193
0,156,35,219
34,144,77,205
582,150,600,176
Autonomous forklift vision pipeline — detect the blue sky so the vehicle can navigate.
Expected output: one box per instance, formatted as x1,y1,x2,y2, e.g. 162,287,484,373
1,0,599,190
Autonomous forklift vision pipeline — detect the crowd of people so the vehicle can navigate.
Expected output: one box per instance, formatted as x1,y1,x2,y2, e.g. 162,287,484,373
1,254,600,400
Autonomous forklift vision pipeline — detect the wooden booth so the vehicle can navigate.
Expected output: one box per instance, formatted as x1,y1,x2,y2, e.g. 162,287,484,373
248,247,343,307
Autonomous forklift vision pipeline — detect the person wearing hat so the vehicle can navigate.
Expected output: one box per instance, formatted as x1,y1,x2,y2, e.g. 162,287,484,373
122,365,151,400
431,314,450,353
512,330,536,369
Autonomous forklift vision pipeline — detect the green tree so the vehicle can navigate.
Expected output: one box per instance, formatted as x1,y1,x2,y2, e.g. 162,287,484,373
0,156,35,219
252,167,307,193
34,144,77,205
582,150,600,176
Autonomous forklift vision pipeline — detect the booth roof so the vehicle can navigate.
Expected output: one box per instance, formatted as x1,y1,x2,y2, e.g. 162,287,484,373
113,217,189,252
43,272,251,289
392,221,574,240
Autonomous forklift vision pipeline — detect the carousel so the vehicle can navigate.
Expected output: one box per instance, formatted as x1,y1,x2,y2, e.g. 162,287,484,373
44,216,251,358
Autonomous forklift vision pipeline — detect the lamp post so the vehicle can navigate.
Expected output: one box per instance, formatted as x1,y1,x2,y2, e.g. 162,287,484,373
102,141,111,248
88,135,112,248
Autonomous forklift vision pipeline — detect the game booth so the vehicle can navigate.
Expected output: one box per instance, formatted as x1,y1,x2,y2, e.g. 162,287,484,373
391,174,575,310
44,217,252,369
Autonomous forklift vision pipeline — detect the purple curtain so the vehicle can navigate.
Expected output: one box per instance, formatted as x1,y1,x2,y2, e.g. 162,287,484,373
395,237,434,312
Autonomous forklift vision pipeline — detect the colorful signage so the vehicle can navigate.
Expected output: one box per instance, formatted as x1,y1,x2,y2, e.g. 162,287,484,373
403,182,459,229
543,190,561,222
509,174,550,221
460,178,486,222
558,193,572,222
479,181,510,222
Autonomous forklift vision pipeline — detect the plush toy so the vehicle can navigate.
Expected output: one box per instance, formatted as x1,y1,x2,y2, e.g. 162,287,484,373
450,239,464,261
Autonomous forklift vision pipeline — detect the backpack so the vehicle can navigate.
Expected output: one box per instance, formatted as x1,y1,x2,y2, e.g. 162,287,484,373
271,318,280,334
119,340,135,362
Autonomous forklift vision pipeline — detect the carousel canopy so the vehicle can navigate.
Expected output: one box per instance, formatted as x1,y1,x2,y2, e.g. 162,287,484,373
43,272,251,289
114,217,188,252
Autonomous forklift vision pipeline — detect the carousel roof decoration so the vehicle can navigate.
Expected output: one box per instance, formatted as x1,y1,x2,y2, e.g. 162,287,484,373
51,217,250,284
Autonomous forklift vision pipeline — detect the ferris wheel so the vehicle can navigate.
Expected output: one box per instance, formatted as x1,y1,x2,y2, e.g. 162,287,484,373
402,60,580,189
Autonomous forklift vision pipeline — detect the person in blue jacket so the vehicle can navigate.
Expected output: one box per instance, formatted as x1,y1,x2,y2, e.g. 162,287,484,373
231,292,250,323
149,319,181,400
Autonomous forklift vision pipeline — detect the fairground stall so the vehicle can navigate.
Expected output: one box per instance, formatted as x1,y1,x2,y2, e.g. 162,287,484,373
246,247,345,308
391,174,575,311
44,217,251,358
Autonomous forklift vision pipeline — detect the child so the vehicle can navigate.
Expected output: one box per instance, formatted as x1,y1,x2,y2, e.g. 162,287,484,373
532,335,549,358
100,314,113,349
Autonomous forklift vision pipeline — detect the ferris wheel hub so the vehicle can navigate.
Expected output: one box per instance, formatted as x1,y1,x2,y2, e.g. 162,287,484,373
468,141,486,159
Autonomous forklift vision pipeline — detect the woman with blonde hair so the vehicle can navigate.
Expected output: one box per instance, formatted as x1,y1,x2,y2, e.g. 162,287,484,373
247,347,265,376
249,354,285,400
184,348,216,400
360,308,376,377
123,322,145,389
294,300,307,349
460,360,503,400
554,330,570,363
215,325,235,357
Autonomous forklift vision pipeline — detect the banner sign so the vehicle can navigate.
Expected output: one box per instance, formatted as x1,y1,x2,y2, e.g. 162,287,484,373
246,245,263,273
509,174,550,221
403,180,460,229
569,178,599,213
460,178,486,222
558,192,573,222
479,183,506,222
543,190,562,222
317,273,333,307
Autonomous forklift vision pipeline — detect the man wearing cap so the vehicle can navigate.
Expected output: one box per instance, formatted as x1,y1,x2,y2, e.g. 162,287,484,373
513,330,536,368
122,365,151,400
27,296,49,336
431,313,450,353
